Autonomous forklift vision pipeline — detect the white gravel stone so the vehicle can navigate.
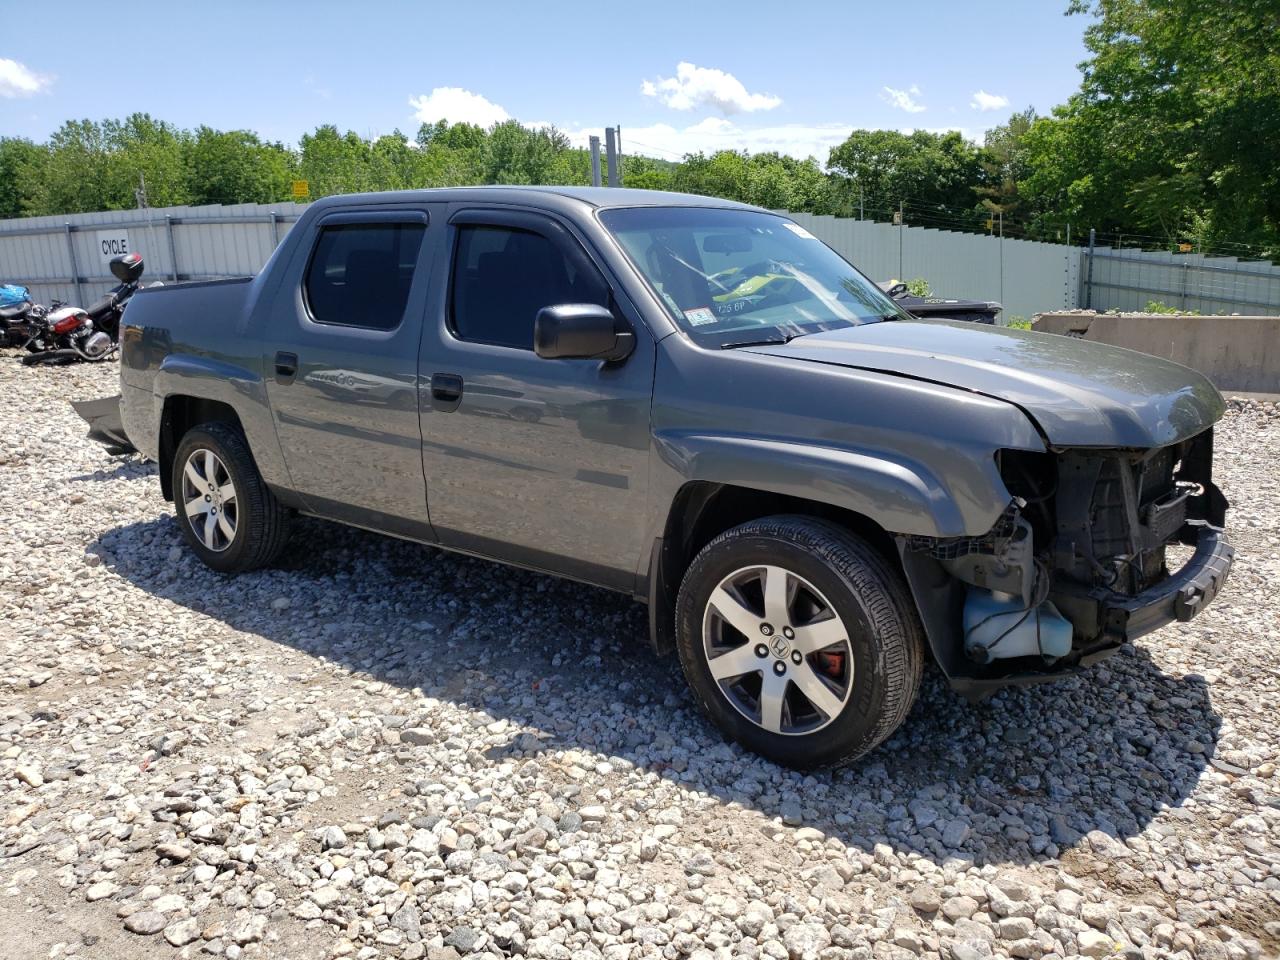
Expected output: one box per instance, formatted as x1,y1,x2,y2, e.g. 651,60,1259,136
1,361,1277,960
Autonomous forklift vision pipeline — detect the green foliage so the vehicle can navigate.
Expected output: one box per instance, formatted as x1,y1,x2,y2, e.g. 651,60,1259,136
888,277,932,297
827,129,987,226
1144,300,1201,316
0,137,46,218
668,150,840,214
186,127,294,205
4,2,1279,263
977,109,1045,232
1025,0,1280,255
1003,316,1033,329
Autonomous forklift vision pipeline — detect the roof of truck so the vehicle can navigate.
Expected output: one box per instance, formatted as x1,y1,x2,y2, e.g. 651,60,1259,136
306,185,758,212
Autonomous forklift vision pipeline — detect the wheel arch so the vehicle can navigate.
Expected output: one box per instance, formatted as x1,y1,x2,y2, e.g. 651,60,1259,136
158,396,244,502
647,481,902,657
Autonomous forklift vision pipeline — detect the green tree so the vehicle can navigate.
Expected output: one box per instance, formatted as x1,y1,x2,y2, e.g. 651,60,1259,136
415,121,487,186
977,108,1036,225
185,127,294,205
100,114,191,209
482,121,570,185
827,129,988,226
619,155,674,191
1026,0,1280,253
0,138,46,219
297,126,379,197
32,119,112,215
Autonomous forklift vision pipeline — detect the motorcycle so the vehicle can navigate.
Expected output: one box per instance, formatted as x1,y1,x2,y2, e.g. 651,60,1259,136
16,253,154,365
0,284,36,348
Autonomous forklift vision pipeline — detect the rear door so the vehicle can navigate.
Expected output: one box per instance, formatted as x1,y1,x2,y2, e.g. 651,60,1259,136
263,205,442,539
417,206,655,590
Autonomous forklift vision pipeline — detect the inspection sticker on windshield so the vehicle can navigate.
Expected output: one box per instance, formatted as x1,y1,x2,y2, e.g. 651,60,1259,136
783,222,817,239
684,306,717,326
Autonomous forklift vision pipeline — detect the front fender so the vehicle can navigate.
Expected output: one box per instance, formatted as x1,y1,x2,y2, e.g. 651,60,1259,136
653,430,992,539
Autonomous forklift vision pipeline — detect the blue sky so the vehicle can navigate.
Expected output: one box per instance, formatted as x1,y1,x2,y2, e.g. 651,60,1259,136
1,0,1091,160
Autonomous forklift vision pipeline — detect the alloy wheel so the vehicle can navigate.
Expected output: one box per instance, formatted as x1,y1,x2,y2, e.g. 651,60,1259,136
702,564,855,736
181,448,238,552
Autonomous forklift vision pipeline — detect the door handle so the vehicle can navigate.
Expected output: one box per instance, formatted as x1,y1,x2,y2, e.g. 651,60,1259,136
274,351,298,381
430,372,464,411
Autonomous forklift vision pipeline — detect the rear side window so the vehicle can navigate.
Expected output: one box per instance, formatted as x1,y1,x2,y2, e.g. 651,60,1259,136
450,224,608,350
305,222,426,330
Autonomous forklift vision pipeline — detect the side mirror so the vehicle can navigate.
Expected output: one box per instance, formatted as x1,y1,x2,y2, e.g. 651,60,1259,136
534,303,634,362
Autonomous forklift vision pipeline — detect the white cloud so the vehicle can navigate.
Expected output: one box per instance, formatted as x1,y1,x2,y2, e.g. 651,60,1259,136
408,87,510,128
880,85,926,114
970,90,1010,112
641,62,781,115
0,58,52,98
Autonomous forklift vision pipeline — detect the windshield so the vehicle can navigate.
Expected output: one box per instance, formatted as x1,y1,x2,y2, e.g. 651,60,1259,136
600,206,908,346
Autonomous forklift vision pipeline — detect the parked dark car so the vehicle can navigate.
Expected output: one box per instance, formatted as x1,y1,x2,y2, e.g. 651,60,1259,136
88,187,1233,768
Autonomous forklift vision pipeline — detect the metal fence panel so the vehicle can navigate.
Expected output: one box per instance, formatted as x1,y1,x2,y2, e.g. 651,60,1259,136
0,201,306,307
785,212,1075,319
2,200,1277,319
1081,247,1280,315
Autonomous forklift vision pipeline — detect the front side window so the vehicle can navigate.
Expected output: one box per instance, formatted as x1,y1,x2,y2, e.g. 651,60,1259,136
450,224,607,350
600,207,908,347
304,222,426,330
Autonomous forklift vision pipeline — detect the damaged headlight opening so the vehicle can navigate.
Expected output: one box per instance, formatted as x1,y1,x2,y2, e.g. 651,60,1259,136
904,426,1232,678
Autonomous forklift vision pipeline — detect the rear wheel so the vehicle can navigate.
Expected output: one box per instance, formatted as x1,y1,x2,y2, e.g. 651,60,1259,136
675,515,924,769
172,423,291,573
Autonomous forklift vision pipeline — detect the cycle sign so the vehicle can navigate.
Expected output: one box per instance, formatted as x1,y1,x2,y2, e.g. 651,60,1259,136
95,229,131,265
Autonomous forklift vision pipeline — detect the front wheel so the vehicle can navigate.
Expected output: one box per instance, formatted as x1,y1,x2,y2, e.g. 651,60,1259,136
675,516,924,769
172,423,291,573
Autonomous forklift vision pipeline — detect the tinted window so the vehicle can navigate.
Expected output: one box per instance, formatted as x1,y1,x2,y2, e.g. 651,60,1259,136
450,225,607,350
305,222,426,330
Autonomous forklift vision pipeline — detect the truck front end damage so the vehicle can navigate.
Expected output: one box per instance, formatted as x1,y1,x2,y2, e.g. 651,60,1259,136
898,425,1233,699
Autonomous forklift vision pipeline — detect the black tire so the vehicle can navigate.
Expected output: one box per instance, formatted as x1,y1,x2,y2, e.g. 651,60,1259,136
172,422,291,574
675,515,924,769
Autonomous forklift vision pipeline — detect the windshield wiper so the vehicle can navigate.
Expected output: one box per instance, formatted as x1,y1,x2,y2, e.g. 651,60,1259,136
720,332,803,349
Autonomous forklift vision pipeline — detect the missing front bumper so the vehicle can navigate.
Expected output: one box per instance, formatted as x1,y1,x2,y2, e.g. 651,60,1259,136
1066,522,1234,644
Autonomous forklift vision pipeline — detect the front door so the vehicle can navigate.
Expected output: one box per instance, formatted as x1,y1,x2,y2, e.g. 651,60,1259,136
418,207,654,590
263,206,441,538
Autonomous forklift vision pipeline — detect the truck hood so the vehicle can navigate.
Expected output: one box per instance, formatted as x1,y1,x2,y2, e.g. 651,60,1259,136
746,319,1224,448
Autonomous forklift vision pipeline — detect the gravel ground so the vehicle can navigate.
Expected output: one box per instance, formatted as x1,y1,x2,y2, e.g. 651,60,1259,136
1,357,1278,960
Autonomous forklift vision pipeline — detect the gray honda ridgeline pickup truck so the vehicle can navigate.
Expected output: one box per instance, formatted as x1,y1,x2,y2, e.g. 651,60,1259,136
100,186,1233,768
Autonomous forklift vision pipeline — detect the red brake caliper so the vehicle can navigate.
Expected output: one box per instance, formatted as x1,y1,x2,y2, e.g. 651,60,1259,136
815,652,845,679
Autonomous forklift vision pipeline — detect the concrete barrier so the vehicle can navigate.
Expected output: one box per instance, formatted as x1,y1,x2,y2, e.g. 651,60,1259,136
1032,311,1280,394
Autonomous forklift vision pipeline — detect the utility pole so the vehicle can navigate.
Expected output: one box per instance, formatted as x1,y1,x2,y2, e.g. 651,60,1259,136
589,135,602,188
859,186,864,220
605,127,620,187
1085,227,1096,309
135,173,149,209
897,201,904,279
998,211,1004,308
615,126,623,185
